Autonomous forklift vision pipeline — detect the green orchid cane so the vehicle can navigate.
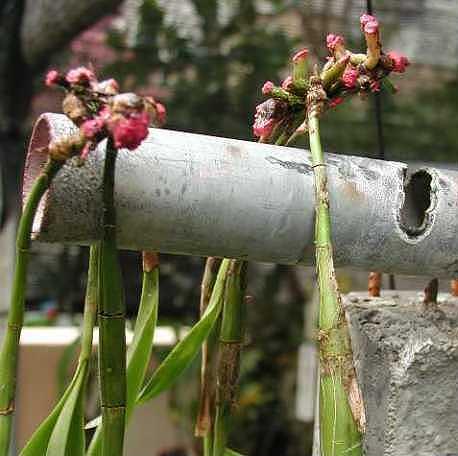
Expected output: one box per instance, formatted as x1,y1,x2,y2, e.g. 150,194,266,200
0,158,63,455
212,260,247,456
98,138,126,456
195,257,220,456
306,76,362,456
87,251,159,456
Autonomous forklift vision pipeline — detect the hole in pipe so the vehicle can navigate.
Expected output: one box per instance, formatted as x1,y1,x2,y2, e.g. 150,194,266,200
399,169,433,237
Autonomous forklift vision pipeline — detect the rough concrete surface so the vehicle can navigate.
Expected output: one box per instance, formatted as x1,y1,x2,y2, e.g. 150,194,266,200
345,291,458,456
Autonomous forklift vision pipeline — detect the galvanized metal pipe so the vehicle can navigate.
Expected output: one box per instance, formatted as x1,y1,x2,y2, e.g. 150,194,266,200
24,113,458,277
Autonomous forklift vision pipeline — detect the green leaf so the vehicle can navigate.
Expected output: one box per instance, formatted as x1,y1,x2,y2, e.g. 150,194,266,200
138,259,230,404
46,365,87,456
20,367,81,456
126,267,159,415
21,245,99,456
56,335,81,396
225,449,246,456
381,77,397,94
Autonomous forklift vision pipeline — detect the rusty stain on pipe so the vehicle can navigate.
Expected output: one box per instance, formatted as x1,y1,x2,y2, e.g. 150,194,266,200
23,113,458,278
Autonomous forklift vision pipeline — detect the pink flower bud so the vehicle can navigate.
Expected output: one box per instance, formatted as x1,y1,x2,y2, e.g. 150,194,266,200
262,81,275,95
93,78,119,95
281,76,293,90
326,34,344,51
110,111,150,150
98,106,112,121
252,99,287,140
80,142,92,160
81,117,105,140
387,51,410,73
341,65,359,89
45,70,61,87
329,97,344,108
253,118,275,138
155,103,167,126
292,48,308,63
360,14,379,34
370,80,381,92
65,66,96,85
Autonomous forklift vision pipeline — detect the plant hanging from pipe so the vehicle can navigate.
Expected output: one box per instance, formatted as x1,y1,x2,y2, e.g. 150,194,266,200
0,9,409,456
254,12,409,456
0,65,165,456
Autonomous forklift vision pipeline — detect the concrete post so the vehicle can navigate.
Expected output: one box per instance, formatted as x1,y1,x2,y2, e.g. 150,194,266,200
345,291,458,456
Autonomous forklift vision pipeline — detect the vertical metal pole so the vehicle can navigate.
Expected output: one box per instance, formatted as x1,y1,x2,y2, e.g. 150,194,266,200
367,0,396,290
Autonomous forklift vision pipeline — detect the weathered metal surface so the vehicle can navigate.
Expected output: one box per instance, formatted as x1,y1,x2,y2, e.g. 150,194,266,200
24,113,458,277
344,291,458,456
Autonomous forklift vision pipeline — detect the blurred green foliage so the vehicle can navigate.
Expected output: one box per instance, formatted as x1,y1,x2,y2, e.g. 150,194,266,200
103,0,297,139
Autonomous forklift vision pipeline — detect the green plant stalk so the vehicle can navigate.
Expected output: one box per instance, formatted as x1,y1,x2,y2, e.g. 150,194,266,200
195,257,220,456
20,244,100,455
87,252,160,456
307,112,362,456
0,158,62,455
212,260,247,456
195,257,219,434
98,138,126,456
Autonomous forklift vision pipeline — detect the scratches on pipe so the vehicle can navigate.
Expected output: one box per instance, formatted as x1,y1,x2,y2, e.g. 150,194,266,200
265,156,313,175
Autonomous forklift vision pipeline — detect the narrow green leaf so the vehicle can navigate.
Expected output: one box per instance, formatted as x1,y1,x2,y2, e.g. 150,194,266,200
138,259,230,404
46,365,87,456
225,449,246,456
21,245,99,456
19,368,81,456
67,391,85,455
381,78,397,94
56,335,81,396
126,267,159,415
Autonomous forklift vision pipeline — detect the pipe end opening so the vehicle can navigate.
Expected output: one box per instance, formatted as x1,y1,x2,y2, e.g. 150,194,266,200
23,115,53,236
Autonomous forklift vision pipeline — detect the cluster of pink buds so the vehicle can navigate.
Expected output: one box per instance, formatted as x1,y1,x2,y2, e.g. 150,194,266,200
45,66,166,161
253,13,409,141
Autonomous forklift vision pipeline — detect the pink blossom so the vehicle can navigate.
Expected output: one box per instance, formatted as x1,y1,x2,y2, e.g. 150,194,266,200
110,111,150,150
387,51,410,73
155,103,167,126
45,70,60,87
341,65,359,88
329,97,344,108
94,78,119,95
253,118,275,138
97,105,112,121
81,117,105,139
360,14,379,34
281,76,293,90
80,143,92,160
370,80,381,92
292,48,308,63
262,81,274,95
326,34,344,51
252,99,286,140
66,66,96,85
253,100,276,138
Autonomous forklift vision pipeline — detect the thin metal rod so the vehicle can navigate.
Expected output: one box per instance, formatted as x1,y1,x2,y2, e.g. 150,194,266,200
366,0,396,289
